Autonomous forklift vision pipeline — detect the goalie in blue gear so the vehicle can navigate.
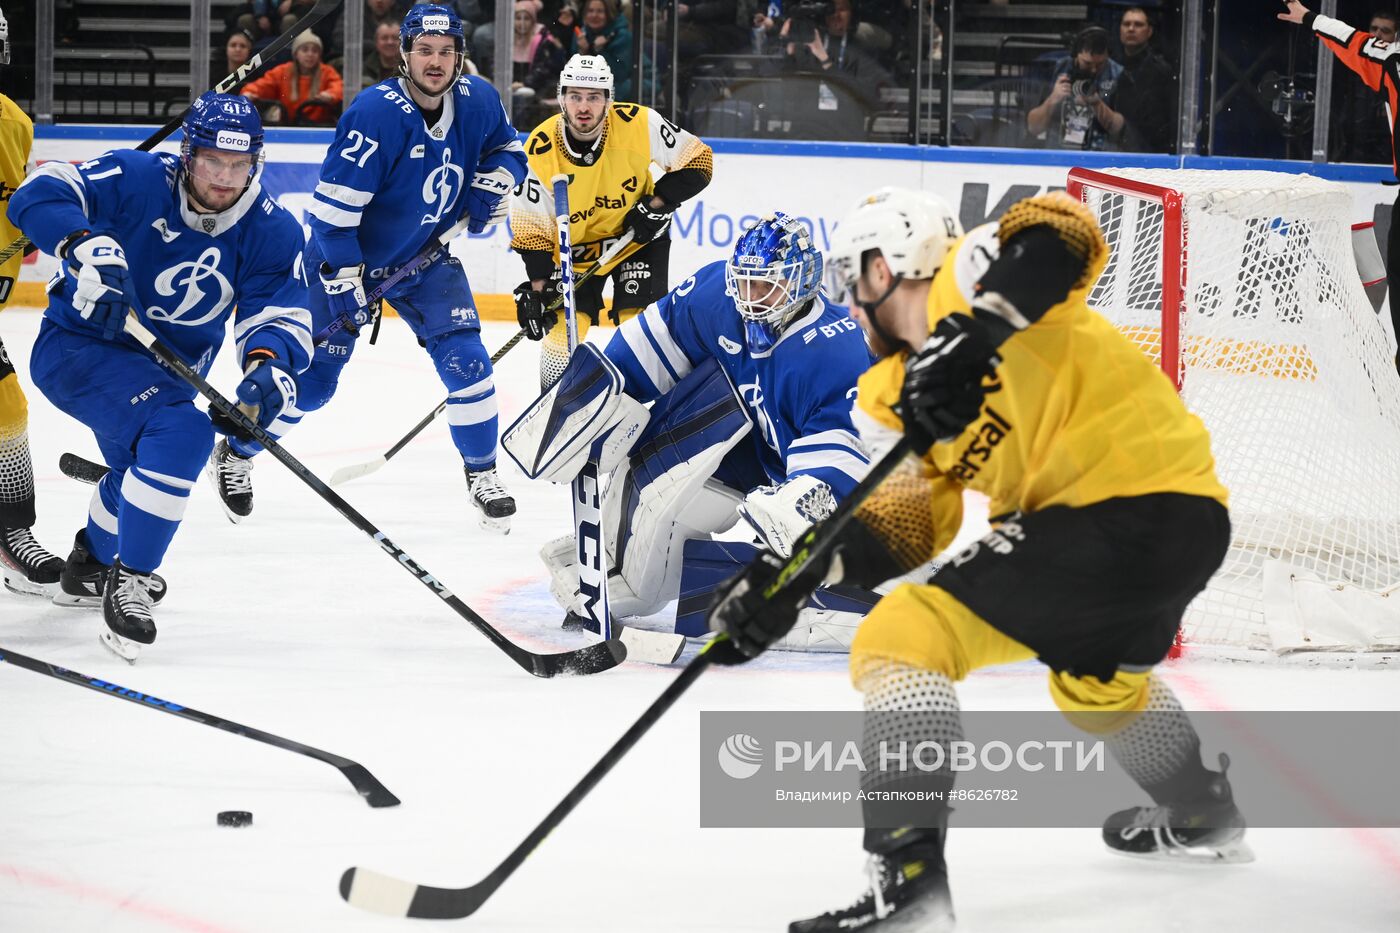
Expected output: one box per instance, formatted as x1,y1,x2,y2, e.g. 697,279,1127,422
10,92,312,661
214,3,529,533
504,213,880,650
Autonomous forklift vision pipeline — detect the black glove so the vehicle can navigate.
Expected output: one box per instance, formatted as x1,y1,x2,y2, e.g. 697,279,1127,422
707,549,826,663
621,199,674,244
514,281,557,340
901,314,1002,456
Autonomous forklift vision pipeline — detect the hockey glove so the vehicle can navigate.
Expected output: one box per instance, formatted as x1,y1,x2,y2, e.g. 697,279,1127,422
514,281,558,340
466,166,515,234
319,262,369,329
621,199,674,244
61,231,133,340
236,355,298,430
901,314,1002,456
707,549,828,663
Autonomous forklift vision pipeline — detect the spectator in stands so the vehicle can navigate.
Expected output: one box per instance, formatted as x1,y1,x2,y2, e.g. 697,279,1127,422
1332,9,1398,164
234,1,278,44
240,29,343,125
572,0,636,100
214,29,256,85
737,0,782,54
672,0,740,59
781,0,889,139
511,0,565,122
1026,25,1123,150
1110,6,1176,152
361,18,404,87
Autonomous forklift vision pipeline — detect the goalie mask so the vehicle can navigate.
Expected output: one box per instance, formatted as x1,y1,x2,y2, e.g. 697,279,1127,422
180,92,264,211
826,187,962,355
726,213,824,354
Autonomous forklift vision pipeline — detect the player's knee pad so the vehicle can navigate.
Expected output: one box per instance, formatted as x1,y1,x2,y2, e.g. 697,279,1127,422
426,330,491,390
139,400,214,478
1050,666,1154,734
850,584,1036,687
296,360,346,413
602,361,752,618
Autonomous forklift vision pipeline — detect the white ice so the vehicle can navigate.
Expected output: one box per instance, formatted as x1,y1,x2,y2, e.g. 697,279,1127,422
2,308,1399,933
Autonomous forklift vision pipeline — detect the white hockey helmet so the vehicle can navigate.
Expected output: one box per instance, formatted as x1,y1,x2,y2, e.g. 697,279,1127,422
825,187,962,302
556,54,614,101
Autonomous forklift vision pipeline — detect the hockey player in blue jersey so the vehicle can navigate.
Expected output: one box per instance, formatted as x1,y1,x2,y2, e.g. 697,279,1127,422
504,213,877,648
208,4,529,533
10,93,312,661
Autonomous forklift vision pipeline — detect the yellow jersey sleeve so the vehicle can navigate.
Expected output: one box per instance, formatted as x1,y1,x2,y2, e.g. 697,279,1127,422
0,94,34,311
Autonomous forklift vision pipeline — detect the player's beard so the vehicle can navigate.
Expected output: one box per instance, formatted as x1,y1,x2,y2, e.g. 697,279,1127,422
563,105,605,141
406,56,459,100
185,173,246,214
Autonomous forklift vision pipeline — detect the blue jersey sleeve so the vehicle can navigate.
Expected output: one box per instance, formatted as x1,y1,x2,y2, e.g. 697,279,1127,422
604,266,721,402
776,314,873,499
307,93,402,271
12,149,162,254
467,78,527,185
232,210,314,373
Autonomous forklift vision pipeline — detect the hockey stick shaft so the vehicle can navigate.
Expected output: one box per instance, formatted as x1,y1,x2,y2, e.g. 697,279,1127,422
0,644,398,807
0,0,344,268
340,439,916,918
120,311,623,678
326,232,635,486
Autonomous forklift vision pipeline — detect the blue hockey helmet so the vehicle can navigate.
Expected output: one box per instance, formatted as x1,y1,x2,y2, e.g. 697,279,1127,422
725,213,824,353
180,92,264,185
401,4,465,53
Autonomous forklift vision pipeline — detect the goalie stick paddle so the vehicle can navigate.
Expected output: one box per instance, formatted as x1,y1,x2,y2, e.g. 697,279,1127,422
0,0,344,268
118,311,626,679
338,437,916,919
0,644,399,807
326,231,637,487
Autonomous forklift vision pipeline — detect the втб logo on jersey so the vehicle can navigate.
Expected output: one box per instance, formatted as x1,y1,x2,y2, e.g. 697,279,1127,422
145,248,233,327
421,147,464,226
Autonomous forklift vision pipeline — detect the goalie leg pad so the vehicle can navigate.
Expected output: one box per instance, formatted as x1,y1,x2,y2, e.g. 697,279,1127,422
601,358,752,618
503,344,648,482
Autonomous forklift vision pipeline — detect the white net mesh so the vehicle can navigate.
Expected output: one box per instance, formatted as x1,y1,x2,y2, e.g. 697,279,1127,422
1074,168,1400,652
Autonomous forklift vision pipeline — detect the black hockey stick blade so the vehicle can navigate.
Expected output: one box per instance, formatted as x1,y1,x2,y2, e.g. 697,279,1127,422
0,645,399,807
59,452,110,485
119,312,624,679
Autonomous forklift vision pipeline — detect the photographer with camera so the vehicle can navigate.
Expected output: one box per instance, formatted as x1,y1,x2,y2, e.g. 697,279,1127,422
1026,25,1124,150
779,0,889,137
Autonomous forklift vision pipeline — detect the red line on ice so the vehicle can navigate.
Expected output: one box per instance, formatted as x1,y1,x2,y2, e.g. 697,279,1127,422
0,862,244,933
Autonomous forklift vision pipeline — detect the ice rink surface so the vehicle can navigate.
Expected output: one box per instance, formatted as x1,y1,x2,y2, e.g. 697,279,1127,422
2,307,1399,932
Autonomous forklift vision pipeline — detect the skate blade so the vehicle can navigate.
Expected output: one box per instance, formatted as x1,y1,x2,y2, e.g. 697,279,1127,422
99,630,141,664
53,590,102,609
477,513,512,535
3,573,60,599
1109,838,1255,865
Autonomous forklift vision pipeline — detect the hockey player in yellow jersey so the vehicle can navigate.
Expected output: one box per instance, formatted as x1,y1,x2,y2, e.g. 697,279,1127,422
709,189,1250,932
510,54,713,388
0,7,65,599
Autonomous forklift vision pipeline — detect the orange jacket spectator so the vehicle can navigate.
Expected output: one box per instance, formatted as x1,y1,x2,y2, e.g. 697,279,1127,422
241,29,343,125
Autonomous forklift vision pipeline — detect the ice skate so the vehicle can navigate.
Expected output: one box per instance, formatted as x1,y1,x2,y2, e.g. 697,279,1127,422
206,438,254,524
54,530,166,608
0,525,64,598
1103,753,1254,863
99,559,158,663
790,851,955,932
465,466,515,533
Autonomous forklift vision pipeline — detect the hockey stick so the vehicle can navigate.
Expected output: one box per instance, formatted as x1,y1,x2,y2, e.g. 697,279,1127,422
326,231,637,486
339,437,917,918
0,0,345,268
58,451,109,485
553,174,613,643
118,311,625,678
0,644,399,807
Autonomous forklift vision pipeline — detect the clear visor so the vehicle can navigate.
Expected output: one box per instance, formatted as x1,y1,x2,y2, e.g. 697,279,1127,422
822,253,858,306
726,259,805,325
188,149,260,188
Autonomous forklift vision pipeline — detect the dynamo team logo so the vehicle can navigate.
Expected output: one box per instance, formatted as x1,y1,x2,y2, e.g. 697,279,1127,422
717,733,763,780
421,147,464,226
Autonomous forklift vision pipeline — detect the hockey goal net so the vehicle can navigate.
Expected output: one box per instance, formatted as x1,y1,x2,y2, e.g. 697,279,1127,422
1067,167,1400,657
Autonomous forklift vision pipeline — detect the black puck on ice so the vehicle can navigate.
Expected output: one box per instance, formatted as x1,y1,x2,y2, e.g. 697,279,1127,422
217,810,253,828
